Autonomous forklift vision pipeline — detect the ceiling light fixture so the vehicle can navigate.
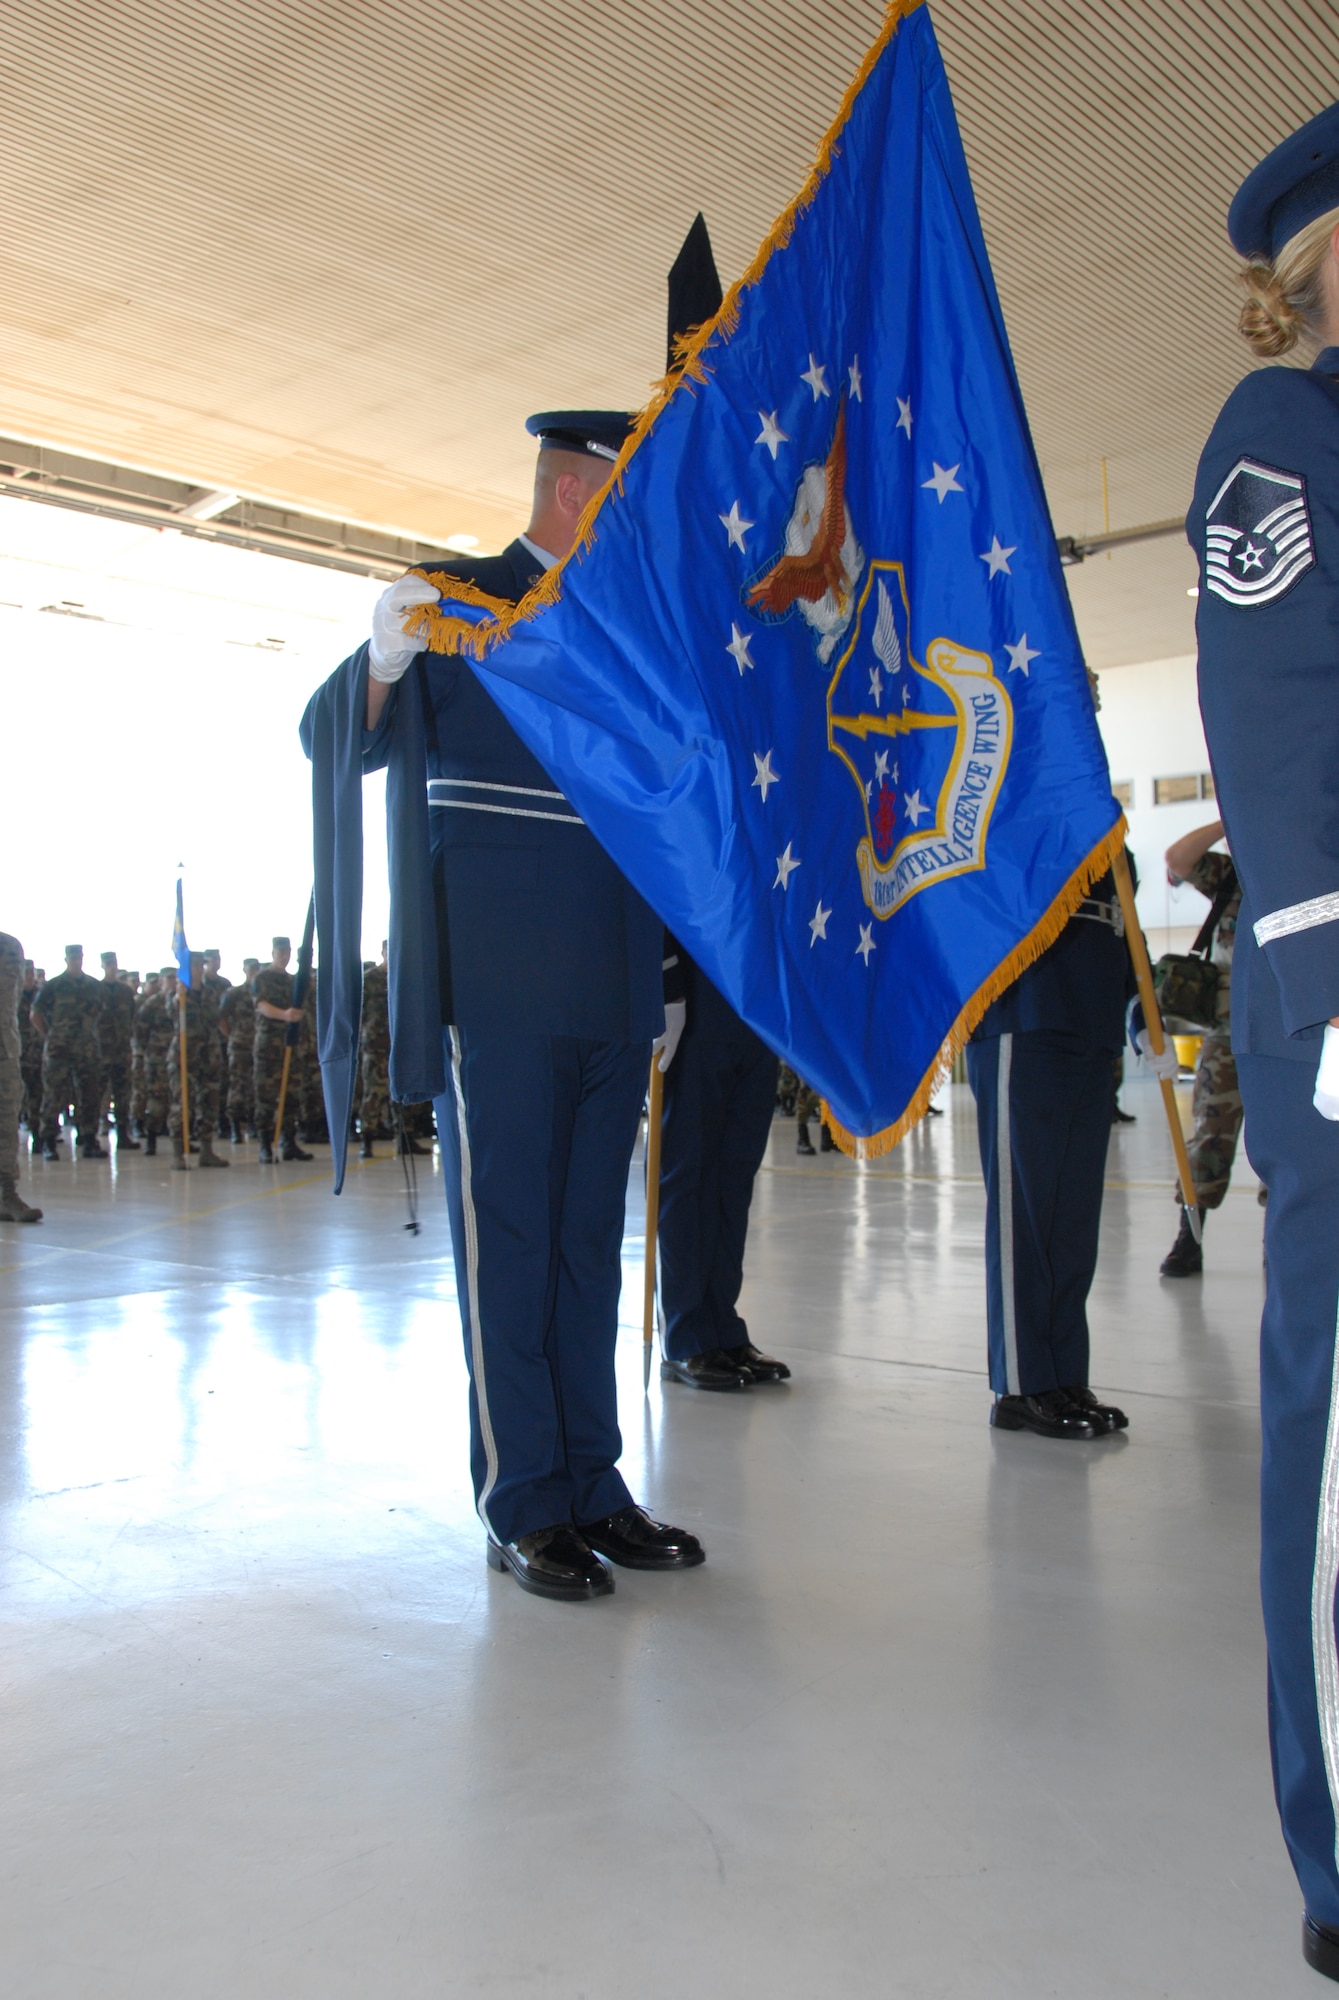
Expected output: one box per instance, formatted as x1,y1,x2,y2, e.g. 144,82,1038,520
1186,586,1199,598
177,488,239,521
444,533,480,552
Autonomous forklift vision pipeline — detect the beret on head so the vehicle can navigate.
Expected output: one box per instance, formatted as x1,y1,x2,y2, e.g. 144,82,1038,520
525,410,635,464
1229,100,1339,259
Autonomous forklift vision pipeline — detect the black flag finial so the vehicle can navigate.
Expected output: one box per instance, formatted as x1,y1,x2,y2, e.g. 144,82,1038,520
667,212,723,374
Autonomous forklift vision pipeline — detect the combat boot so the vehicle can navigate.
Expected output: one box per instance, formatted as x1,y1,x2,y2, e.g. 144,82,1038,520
80,1136,108,1159
0,1176,42,1223
258,1140,276,1163
280,1138,313,1162
198,1134,229,1169
359,1135,374,1159
170,1135,189,1172
115,1125,140,1150
819,1123,836,1152
398,1131,430,1157
144,1130,157,1157
1160,1207,1205,1278
41,1136,61,1161
796,1122,816,1156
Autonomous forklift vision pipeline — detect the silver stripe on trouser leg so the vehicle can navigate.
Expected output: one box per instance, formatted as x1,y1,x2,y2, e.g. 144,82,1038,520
997,1032,1019,1396
1314,1307,1339,1870
449,1028,501,1531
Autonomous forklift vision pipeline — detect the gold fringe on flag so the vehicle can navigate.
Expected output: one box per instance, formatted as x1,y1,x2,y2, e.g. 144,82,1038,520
821,817,1130,1160
404,0,924,658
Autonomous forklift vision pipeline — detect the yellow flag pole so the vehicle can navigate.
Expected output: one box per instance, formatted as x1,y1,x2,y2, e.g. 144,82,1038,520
272,1045,293,1156
1112,846,1201,1243
177,983,190,1167
643,1059,665,1392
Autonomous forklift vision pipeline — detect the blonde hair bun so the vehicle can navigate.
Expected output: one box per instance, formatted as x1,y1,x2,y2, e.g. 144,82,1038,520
1236,205,1339,359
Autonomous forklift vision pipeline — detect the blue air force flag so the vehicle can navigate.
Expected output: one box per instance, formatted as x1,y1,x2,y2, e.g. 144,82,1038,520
172,877,191,989
411,0,1121,1147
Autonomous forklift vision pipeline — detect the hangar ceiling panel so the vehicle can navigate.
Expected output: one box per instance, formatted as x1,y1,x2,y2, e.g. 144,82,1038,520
2,0,1336,662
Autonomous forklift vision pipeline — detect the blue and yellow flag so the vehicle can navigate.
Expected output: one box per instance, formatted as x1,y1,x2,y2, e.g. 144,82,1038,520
172,876,191,989
411,0,1122,1150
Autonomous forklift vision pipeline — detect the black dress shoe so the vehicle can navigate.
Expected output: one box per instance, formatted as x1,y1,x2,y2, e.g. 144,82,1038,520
661,1349,751,1391
1063,1385,1128,1433
281,1139,314,1161
991,1390,1102,1440
1306,1915,1339,1981
726,1340,791,1383
486,1526,613,1601
579,1505,705,1570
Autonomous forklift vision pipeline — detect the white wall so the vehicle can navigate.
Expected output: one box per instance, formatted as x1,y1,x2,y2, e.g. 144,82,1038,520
1095,653,1224,954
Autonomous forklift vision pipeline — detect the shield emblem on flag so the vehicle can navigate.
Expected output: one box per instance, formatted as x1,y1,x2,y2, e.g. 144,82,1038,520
1204,457,1314,608
828,562,1013,920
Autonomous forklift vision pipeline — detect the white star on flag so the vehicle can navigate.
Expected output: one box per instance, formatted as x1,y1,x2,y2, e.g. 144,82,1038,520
752,749,779,800
755,411,789,459
809,900,832,946
873,748,890,785
856,923,876,964
922,462,964,503
1005,633,1039,675
726,623,755,673
892,761,899,783
774,842,801,891
896,396,913,438
848,356,863,400
980,536,1016,577
903,788,928,825
801,354,830,400
719,501,754,550
869,665,884,708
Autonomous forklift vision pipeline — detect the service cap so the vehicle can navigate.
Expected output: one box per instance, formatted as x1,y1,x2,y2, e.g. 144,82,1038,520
160,965,177,977
525,411,634,464
1229,100,1339,260
272,935,290,949
100,951,117,965
65,943,83,955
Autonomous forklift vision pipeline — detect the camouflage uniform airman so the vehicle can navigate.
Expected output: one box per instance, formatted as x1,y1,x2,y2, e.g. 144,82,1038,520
218,967,258,1138
168,964,227,1168
18,964,41,1139
33,949,107,1159
252,940,311,1161
1179,850,1241,1209
137,974,178,1155
98,954,139,1150
358,959,390,1153
0,934,42,1220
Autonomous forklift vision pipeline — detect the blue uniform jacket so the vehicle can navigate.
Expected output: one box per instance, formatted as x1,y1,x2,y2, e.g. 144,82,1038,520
302,539,665,1188
1191,348,1339,1062
970,868,1134,1053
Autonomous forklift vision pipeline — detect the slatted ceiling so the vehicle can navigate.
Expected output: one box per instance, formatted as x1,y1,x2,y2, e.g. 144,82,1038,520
2,4,1337,665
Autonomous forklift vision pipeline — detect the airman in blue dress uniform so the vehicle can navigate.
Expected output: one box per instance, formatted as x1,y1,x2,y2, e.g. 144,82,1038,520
1191,100,1339,1981
656,943,791,1392
328,411,705,1602
965,865,1145,1440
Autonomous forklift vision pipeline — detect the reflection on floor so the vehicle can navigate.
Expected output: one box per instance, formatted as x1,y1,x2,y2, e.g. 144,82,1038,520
0,1079,1305,1998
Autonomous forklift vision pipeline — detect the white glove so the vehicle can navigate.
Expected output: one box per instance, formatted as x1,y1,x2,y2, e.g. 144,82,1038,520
1315,1023,1339,1120
368,575,441,684
1136,1028,1181,1083
652,999,687,1073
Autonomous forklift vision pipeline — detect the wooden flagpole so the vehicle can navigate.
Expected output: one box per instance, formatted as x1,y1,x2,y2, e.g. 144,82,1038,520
272,1046,293,1155
1112,846,1201,1243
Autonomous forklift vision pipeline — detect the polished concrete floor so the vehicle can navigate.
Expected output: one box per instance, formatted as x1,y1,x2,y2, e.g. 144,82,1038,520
0,1080,1313,1998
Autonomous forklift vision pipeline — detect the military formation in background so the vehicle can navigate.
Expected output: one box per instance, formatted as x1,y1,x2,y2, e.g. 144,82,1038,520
8,942,431,1174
